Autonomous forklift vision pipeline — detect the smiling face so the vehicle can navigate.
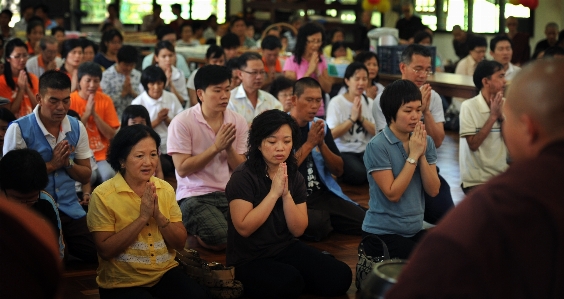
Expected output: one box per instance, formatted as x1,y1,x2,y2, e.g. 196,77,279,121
38,88,71,124
259,124,293,170
345,69,368,97
390,100,422,134
122,136,159,183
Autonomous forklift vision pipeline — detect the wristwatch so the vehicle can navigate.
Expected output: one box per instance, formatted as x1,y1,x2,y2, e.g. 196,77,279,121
66,158,74,169
406,157,417,165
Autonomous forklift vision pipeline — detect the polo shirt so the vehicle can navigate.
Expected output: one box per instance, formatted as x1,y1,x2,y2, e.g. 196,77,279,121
131,90,184,154
227,85,283,125
87,173,181,288
362,126,437,237
26,55,63,78
459,92,508,188
167,104,248,200
0,73,39,117
504,63,521,81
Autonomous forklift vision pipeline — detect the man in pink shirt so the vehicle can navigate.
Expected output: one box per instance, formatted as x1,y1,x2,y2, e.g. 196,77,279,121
168,65,247,251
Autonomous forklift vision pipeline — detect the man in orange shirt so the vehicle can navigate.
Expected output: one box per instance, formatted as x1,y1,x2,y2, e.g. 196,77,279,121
70,62,119,185
261,35,283,90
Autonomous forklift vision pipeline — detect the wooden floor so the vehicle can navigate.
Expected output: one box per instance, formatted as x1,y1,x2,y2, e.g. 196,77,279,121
62,131,464,299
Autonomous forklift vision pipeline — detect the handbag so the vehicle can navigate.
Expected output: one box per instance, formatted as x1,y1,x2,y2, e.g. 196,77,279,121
175,248,244,299
355,235,390,291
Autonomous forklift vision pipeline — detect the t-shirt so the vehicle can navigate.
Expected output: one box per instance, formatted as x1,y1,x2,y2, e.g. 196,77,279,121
70,91,120,162
363,126,437,237
100,65,142,118
225,163,306,267
0,73,39,118
283,55,328,116
395,16,425,41
167,104,248,200
93,53,116,69
138,66,189,105
87,173,181,289
326,94,375,153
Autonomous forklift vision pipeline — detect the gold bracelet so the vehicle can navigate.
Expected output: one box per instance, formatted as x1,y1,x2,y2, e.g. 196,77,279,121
159,218,170,229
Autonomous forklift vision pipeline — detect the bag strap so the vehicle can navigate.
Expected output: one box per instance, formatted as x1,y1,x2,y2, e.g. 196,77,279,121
358,234,390,260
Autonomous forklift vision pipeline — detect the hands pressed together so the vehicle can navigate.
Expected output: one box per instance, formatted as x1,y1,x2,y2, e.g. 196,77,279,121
270,162,291,200
306,119,325,147
408,121,428,162
139,182,162,221
214,123,237,152
50,140,75,169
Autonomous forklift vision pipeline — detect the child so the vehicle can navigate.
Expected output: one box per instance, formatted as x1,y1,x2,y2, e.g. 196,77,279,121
362,79,440,259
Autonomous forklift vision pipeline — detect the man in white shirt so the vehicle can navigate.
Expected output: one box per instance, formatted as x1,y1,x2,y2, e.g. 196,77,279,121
490,35,521,81
459,60,508,194
228,52,283,125
26,36,63,78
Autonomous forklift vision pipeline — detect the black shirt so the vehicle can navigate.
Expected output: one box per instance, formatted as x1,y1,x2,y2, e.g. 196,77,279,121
225,163,307,267
32,200,60,237
395,16,425,41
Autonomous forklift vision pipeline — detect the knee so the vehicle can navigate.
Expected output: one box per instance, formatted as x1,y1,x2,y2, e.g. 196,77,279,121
317,260,352,296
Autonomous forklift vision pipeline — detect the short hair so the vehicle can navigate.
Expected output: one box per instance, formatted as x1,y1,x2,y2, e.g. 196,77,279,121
293,77,322,98
34,4,50,14
194,65,231,104
179,22,193,32
154,40,175,57
99,29,123,54
220,32,240,49
106,125,161,172
490,35,513,52
229,16,245,29
344,62,368,81
61,38,82,60
39,70,71,96
261,35,282,50
51,26,64,37
400,44,432,65
246,109,300,181
77,61,102,82
0,149,48,193
543,46,564,58
26,20,44,35
330,41,346,58
0,107,16,124
413,31,433,44
269,76,294,98
121,105,151,129
156,25,176,41
67,109,80,120
354,51,380,83
80,38,98,54
237,52,262,69
0,9,13,19
380,79,422,125
39,36,57,51
206,44,225,59
327,27,344,42
545,22,559,31
117,45,138,64
140,65,167,91
225,57,239,71
171,3,181,11
467,35,487,51
473,60,504,90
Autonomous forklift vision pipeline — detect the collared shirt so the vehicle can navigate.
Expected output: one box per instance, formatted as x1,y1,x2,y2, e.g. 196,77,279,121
167,104,248,200
363,126,437,237
26,55,64,78
227,85,283,124
459,92,508,187
101,65,142,118
504,62,521,81
131,90,184,154
87,173,181,289
455,54,479,76
3,105,91,160
138,65,189,105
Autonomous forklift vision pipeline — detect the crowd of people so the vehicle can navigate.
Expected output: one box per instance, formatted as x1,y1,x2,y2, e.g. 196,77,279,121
0,2,563,299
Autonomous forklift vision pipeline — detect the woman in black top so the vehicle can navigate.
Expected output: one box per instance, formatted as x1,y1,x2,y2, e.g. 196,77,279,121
225,110,352,299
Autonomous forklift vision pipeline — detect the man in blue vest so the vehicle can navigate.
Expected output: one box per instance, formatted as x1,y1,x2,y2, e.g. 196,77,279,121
289,77,366,241
3,70,96,262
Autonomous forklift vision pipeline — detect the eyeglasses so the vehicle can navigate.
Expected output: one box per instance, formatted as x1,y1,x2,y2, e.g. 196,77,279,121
411,68,433,77
9,54,29,60
307,39,322,44
241,69,266,77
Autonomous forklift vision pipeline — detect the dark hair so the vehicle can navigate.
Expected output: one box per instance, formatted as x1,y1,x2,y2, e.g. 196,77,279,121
107,3,118,13
140,65,167,91
179,22,193,33
468,35,487,51
80,38,99,54
156,25,176,41
327,27,344,43
237,52,262,69
246,109,300,180
330,41,346,58
100,22,115,33
192,20,205,32
220,32,240,50
121,105,151,129
39,70,71,96
0,107,16,123
354,51,380,83
293,22,325,65
61,38,82,60
4,38,33,91
66,109,80,119
269,76,294,98
205,44,225,60
343,62,368,82
99,29,123,54
26,19,44,35
225,57,240,71
380,79,422,125
39,36,57,51
400,44,432,65
473,60,503,90
229,16,245,30
0,9,13,19
205,38,216,45
543,46,564,58
154,40,175,57
489,35,513,52
117,45,138,64
51,26,65,37
106,125,161,172
0,149,48,193
77,61,102,82
194,65,231,104
293,77,322,98
413,31,433,44
34,4,50,14
171,3,181,11
261,35,281,50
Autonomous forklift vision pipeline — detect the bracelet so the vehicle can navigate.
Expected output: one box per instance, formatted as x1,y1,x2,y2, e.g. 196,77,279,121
348,117,355,124
159,218,170,229
83,193,90,197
